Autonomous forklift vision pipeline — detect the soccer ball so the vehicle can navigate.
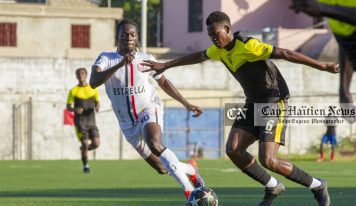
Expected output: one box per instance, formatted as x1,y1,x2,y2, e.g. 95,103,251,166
187,187,218,206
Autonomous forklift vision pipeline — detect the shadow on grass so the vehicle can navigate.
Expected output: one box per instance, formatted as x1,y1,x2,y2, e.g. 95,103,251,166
1,187,356,206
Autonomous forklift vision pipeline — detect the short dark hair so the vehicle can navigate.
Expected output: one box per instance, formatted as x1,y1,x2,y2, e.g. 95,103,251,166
75,68,87,75
116,18,138,39
206,11,231,26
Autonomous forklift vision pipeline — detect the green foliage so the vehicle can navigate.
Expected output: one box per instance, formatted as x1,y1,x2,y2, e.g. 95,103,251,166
307,135,355,152
100,0,162,47
338,136,356,150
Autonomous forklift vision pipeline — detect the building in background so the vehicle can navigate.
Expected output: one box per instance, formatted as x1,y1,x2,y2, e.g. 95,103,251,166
162,0,333,58
0,0,120,59
0,0,127,160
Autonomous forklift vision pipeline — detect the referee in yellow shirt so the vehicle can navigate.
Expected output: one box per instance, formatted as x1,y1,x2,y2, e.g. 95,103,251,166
67,68,100,173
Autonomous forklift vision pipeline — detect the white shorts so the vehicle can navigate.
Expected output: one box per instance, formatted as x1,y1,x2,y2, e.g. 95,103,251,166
122,106,164,159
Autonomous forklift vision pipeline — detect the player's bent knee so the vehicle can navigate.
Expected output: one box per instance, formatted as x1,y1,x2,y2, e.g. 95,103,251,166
225,149,234,158
92,140,100,148
81,142,89,150
148,142,165,156
145,130,165,156
225,148,245,159
225,144,236,156
259,156,278,171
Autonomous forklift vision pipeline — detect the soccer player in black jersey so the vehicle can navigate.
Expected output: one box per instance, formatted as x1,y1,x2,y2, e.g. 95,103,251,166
67,68,100,173
143,11,339,206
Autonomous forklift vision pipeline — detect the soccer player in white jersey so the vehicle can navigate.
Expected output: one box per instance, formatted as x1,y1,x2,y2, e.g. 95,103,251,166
89,19,205,200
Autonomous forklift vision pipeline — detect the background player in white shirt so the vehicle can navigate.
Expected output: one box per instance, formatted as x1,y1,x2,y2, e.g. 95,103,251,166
89,19,204,200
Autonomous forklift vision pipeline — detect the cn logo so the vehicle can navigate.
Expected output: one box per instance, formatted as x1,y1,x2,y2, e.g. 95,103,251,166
226,107,247,120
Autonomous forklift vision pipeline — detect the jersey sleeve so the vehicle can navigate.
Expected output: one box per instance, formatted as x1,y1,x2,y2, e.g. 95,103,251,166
93,53,109,71
93,88,99,102
148,54,163,80
66,89,74,105
205,45,221,61
243,38,274,61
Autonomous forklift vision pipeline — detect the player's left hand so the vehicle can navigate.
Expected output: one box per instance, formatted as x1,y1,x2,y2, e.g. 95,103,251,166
290,0,322,17
322,63,339,73
185,103,203,118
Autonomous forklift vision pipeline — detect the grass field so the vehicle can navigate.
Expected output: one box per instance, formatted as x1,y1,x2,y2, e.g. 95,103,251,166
0,159,356,206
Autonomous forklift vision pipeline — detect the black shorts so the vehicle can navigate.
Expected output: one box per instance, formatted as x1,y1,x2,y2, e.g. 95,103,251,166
75,125,100,141
334,32,356,70
232,99,288,145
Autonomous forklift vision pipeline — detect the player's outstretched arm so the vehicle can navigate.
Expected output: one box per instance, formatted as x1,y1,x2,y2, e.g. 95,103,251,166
142,51,208,77
272,47,339,73
89,54,134,88
291,0,356,26
157,75,203,118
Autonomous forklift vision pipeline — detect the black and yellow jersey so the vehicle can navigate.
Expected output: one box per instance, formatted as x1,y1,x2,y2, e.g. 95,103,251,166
205,32,289,103
67,84,99,127
319,0,356,37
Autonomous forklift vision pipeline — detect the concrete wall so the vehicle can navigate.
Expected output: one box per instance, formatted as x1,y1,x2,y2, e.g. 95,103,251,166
163,0,313,51
0,1,354,160
0,2,131,160
0,57,142,160
1,56,355,159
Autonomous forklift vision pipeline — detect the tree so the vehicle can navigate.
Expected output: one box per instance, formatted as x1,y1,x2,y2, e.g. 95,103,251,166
100,0,162,47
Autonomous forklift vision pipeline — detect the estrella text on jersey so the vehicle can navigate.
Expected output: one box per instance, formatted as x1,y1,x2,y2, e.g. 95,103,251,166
113,86,146,95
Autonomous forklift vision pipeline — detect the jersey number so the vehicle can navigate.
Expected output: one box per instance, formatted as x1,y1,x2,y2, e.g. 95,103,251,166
265,120,275,132
140,114,149,124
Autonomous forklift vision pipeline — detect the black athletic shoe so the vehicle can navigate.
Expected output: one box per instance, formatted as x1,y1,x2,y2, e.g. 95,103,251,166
258,181,285,206
311,179,330,206
83,167,90,173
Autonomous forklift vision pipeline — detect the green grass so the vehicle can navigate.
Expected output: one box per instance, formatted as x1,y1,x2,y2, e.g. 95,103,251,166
0,159,356,206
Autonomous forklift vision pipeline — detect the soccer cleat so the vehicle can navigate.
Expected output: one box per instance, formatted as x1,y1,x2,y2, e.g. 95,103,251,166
187,159,205,188
311,179,330,206
184,190,192,199
258,181,285,206
83,166,90,173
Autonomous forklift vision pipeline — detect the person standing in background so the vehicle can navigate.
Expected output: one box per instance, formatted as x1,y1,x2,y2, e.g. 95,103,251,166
67,68,100,173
